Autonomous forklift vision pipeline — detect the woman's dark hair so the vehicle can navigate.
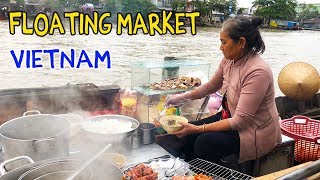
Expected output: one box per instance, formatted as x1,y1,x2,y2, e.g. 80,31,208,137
222,16,265,54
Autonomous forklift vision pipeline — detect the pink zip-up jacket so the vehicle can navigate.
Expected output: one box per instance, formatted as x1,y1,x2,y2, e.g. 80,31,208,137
189,52,282,163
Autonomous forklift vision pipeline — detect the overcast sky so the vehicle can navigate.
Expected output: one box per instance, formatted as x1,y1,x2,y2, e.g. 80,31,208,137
238,0,320,7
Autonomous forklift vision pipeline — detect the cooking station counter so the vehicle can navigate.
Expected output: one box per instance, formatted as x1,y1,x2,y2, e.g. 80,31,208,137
124,143,172,166
68,128,173,167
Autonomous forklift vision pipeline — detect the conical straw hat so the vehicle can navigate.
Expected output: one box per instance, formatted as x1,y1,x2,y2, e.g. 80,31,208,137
278,62,320,100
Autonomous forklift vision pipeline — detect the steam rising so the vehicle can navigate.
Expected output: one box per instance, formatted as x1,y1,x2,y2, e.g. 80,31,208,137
0,83,126,179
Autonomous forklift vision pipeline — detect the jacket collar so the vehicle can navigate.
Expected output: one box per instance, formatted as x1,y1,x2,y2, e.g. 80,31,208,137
229,51,254,67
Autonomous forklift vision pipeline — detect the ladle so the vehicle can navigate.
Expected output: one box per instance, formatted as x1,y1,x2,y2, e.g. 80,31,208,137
155,107,167,121
67,143,112,180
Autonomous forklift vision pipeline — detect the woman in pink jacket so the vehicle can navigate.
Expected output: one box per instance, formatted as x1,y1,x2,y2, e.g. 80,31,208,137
165,16,282,163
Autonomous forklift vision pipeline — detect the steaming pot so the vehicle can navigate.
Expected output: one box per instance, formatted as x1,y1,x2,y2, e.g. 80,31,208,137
0,111,70,161
82,115,140,151
0,156,124,180
17,158,92,180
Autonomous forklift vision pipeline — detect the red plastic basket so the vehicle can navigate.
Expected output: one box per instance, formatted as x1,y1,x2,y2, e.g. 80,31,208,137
280,115,320,163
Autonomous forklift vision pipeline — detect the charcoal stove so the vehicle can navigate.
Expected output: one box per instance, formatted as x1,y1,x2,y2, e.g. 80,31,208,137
174,158,253,180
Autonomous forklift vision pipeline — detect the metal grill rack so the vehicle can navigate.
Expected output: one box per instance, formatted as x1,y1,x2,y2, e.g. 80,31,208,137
174,158,253,180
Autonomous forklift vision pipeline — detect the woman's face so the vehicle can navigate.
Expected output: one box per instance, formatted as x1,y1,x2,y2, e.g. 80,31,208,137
219,30,244,60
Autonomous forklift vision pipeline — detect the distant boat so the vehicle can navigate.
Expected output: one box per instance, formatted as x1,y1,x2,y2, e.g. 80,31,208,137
0,6,8,20
269,19,302,30
276,93,320,120
302,18,320,31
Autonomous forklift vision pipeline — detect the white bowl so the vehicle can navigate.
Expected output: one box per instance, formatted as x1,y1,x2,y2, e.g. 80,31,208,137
160,115,188,134
103,153,127,168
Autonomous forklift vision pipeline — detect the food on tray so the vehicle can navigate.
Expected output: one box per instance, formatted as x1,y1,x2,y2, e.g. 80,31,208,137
172,175,195,180
82,119,133,134
172,174,213,180
194,174,213,180
124,164,158,180
147,77,201,90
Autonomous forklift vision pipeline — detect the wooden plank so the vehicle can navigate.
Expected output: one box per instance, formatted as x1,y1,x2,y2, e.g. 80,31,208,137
307,173,320,180
309,114,320,119
254,162,320,180
300,108,320,115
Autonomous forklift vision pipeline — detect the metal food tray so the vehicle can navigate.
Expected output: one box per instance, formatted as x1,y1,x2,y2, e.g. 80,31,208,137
173,158,253,180
134,86,194,96
123,157,189,180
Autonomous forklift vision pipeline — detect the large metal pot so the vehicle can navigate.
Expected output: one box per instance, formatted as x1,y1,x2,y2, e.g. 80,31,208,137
0,156,124,180
0,111,70,161
81,115,140,151
18,159,93,180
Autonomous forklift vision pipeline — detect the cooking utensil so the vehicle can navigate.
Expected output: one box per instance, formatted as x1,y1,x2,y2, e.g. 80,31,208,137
0,155,124,180
147,154,171,162
196,95,211,121
82,115,140,151
0,156,34,176
0,110,70,161
155,107,167,120
18,159,93,180
67,144,112,180
138,123,155,145
82,115,139,137
0,157,87,180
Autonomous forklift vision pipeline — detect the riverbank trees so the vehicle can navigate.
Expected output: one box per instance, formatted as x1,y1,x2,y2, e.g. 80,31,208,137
185,0,236,26
253,0,298,24
297,4,320,21
102,0,158,22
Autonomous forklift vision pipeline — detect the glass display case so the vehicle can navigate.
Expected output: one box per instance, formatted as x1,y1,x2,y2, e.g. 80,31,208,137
131,59,212,123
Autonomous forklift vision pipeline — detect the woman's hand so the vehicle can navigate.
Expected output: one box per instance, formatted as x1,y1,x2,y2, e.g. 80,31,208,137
171,122,202,138
164,94,188,107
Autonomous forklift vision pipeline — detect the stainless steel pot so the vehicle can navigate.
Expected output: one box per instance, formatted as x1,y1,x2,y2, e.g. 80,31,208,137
0,110,70,161
0,156,124,180
83,115,139,137
18,159,93,180
82,115,140,151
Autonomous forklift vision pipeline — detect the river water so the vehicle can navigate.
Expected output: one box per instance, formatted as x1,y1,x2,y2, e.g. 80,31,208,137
0,20,319,96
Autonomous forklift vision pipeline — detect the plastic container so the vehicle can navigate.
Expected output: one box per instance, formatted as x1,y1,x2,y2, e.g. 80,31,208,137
119,89,137,118
207,92,223,113
280,115,320,163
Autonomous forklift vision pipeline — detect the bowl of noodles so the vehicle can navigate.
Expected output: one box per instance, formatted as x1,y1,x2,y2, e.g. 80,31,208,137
159,115,188,134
